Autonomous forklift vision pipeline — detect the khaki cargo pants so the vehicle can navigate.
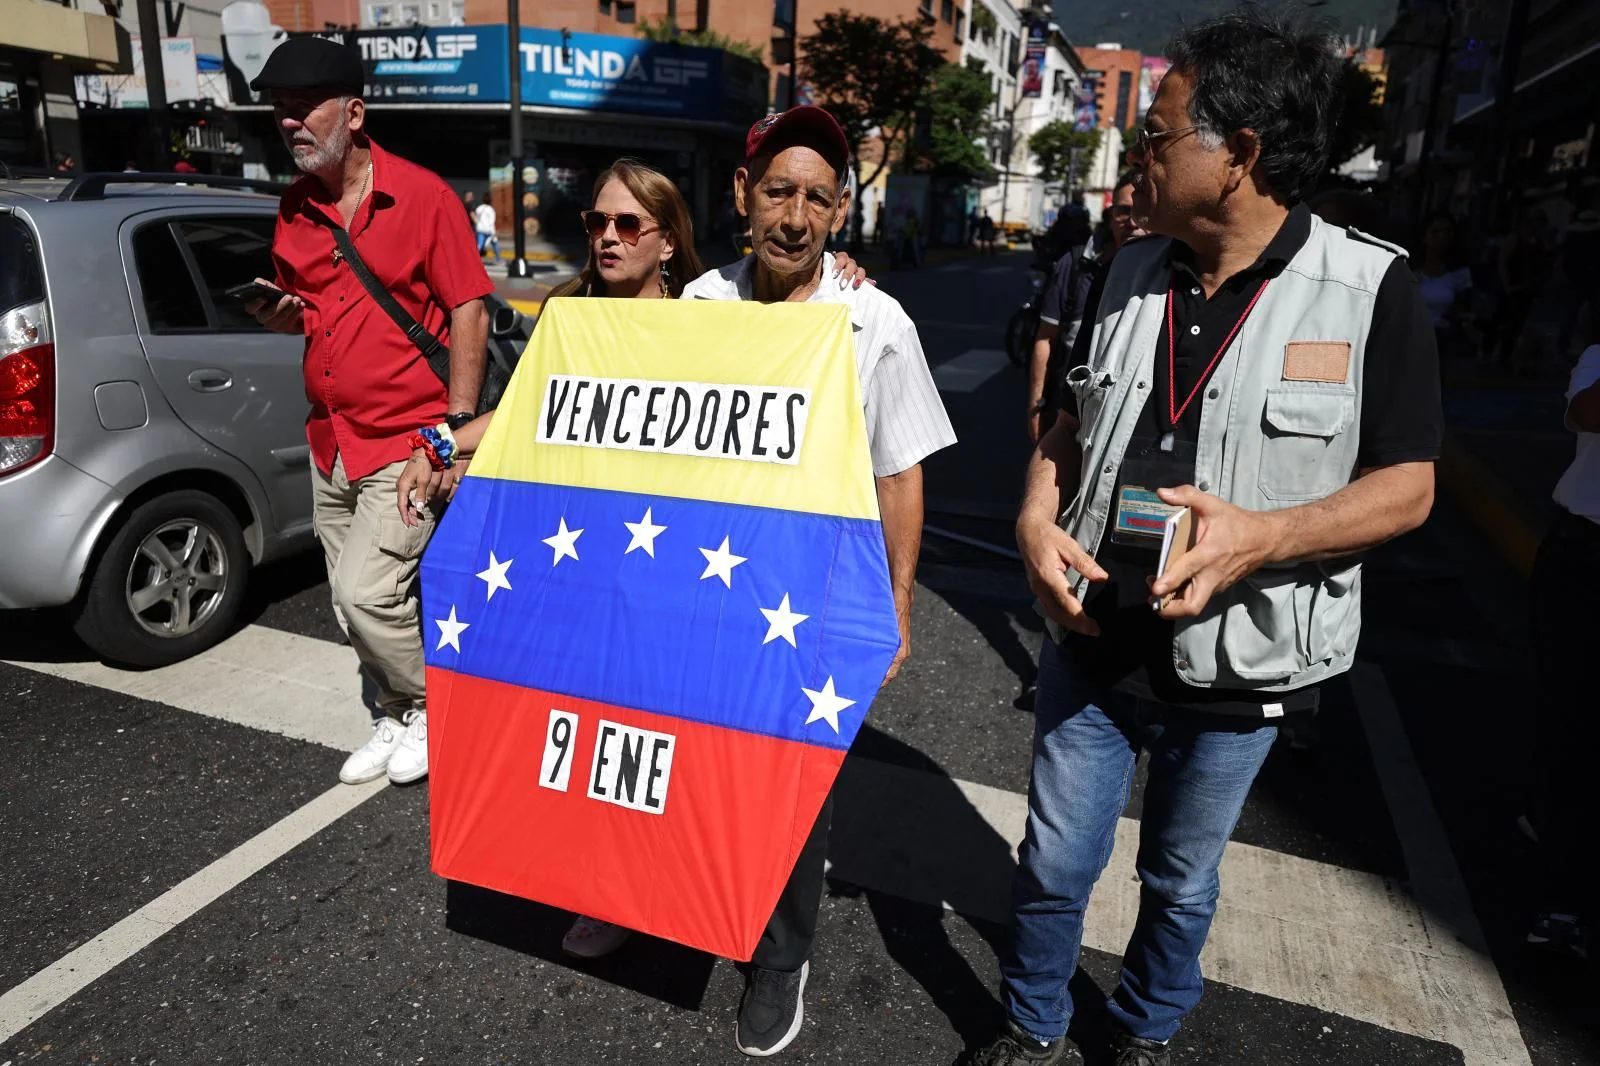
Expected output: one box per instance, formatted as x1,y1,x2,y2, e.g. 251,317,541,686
312,455,436,720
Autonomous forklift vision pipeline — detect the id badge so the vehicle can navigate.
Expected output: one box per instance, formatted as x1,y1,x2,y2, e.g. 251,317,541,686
1109,439,1198,548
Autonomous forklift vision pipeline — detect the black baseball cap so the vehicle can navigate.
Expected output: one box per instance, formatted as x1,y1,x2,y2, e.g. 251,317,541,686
250,36,364,95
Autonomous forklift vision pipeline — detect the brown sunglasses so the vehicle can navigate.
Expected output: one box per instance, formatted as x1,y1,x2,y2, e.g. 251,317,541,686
580,210,659,245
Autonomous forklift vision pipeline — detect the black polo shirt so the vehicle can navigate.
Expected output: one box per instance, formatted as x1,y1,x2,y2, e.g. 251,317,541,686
1057,204,1443,715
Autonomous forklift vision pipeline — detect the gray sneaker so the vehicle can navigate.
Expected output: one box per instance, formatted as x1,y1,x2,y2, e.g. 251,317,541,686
735,961,808,1057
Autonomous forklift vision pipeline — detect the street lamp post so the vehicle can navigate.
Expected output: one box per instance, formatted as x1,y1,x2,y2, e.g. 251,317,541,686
135,0,171,169
506,0,530,279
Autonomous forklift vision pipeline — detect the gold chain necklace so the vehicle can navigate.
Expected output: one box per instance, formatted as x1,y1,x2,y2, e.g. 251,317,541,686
332,156,373,267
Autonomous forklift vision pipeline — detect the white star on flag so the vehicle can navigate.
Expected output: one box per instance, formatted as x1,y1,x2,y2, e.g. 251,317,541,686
759,593,809,647
542,517,583,566
698,536,747,588
475,551,513,601
623,507,668,557
434,606,469,653
801,676,855,734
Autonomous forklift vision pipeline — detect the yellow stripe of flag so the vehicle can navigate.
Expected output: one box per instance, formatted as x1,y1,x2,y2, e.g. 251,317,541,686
469,297,879,522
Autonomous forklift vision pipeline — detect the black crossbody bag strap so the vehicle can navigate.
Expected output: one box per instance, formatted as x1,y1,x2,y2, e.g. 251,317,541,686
315,216,451,386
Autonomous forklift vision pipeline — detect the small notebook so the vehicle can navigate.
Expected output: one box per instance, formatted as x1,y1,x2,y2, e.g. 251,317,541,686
1154,507,1195,610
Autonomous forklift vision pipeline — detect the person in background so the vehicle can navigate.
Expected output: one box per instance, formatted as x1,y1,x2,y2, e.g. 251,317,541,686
1027,171,1146,442
247,36,492,789
980,211,999,255
1524,284,1600,960
472,195,500,261
1413,212,1475,362
462,189,476,218
1496,208,1552,370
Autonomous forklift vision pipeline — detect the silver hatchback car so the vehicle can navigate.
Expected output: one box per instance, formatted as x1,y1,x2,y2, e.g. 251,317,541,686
0,172,315,666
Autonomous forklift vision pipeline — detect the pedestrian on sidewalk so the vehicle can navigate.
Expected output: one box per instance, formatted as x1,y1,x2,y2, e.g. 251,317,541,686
1412,212,1476,363
397,156,871,968
1524,291,1600,961
684,104,955,1057
245,36,492,789
472,196,500,260
978,11,1441,1065
1027,170,1146,443
1494,208,1552,372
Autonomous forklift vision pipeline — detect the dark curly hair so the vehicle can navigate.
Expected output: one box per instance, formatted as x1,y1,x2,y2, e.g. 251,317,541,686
1166,7,1343,204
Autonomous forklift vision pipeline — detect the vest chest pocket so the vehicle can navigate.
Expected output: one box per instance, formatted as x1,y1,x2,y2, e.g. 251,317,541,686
1258,385,1357,502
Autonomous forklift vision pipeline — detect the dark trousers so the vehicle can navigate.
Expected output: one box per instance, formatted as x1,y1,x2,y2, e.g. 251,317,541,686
1531,510,1600,914
751,792,834,972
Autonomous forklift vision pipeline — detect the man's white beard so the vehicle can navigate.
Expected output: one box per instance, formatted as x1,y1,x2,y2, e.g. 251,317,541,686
290,122,353,175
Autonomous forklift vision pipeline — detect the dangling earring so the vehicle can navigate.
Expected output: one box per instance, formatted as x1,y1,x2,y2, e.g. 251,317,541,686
659,260,671,299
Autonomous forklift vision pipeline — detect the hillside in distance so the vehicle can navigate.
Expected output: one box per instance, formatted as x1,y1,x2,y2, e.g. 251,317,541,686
1052,0,1398,57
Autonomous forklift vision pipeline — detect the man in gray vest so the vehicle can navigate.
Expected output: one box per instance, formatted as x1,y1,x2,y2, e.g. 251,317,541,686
975,11,1442,1066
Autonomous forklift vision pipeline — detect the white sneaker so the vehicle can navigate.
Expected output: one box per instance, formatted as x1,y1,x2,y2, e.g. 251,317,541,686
386,709,429,784
339,716,405,784
562,915,633,959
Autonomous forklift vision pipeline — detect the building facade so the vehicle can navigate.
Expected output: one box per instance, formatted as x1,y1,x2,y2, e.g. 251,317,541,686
1383,0,1598,243
1073,43,1140,132
1,0,132,168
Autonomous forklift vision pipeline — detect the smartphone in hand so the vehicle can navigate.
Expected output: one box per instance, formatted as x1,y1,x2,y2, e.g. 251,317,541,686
223,279,290,305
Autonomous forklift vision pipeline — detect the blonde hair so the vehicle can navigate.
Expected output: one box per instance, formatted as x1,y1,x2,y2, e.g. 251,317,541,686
550,158,706,299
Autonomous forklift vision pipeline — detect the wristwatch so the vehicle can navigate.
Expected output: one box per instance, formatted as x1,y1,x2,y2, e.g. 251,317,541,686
445,411,474,432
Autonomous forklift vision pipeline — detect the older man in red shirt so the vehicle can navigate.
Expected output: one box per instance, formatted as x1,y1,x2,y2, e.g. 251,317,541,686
249,36,492,787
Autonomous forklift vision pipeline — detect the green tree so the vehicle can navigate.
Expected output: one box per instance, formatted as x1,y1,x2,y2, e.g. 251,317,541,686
923,61,997,180
1327,59,1384,173
636,16,764,64
1028,121,1102,188
800,11,943,249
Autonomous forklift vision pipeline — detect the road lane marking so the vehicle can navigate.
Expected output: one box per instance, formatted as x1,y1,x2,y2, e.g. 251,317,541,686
2,627,1532,1062
833,753,1530,1066
0,779,386,1045
5,625,372,752
932,348,1011,393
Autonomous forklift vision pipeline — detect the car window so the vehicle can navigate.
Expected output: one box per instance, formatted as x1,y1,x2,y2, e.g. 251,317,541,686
171,217,277,331
0,215,45,316
131,223,208,332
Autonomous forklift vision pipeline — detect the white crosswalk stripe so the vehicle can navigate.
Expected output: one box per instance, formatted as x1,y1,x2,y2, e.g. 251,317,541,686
3,623,1532,1063
932,348,1012,393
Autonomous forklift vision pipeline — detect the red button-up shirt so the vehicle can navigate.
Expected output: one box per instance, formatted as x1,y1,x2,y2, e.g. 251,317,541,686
272,139,493,479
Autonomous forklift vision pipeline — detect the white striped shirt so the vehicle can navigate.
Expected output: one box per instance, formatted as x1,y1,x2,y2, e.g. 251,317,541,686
683,256,957,477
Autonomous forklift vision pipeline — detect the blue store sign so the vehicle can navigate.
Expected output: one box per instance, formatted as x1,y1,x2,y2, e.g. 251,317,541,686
223,17,764,124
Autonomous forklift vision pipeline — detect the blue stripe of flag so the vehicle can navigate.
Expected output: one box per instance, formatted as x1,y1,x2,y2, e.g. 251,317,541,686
419,476,900,751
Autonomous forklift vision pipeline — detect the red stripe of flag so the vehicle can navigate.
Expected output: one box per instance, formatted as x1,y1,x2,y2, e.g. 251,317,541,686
428,667,843,961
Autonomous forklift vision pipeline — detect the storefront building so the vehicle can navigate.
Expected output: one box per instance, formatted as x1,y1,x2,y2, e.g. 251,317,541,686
219,15,767,241
0,0,132,169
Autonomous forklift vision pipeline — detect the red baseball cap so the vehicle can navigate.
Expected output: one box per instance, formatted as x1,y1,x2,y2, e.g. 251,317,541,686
745,105,851,175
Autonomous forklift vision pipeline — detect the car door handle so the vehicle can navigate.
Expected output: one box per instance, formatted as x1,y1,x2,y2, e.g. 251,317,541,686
188,369,233,392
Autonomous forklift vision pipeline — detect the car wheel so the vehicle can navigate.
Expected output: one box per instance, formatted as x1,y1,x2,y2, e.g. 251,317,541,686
72,489,250,668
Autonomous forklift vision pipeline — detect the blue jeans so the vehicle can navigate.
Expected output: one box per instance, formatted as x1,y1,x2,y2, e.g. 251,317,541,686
1000,638,1278,1043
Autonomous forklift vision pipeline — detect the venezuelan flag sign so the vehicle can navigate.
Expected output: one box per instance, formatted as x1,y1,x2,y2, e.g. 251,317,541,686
422,297,900,962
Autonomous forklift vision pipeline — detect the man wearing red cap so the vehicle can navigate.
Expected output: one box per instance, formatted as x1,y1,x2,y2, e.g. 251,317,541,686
684,105,956,1057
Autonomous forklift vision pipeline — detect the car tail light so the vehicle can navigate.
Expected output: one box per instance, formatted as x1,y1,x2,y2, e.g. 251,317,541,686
0,300,54,475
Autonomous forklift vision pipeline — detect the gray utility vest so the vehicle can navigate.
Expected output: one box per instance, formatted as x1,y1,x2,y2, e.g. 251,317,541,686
1057,214,1404,693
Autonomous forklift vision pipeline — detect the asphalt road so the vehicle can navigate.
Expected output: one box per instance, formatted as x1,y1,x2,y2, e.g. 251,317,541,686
1,251,1592,1066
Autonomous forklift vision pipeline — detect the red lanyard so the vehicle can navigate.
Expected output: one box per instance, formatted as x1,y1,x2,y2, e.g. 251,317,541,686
1165,277,1270,429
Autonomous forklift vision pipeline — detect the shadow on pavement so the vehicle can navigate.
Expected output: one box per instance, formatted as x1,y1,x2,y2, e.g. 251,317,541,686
443,880,718,1012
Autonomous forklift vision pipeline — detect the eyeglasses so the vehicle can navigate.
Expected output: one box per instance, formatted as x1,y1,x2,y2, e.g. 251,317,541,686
580,210,659,245
1109,205,1134,220
1133,125,1198,159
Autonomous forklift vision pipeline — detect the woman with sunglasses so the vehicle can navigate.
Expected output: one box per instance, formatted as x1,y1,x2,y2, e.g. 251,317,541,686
395,157,866,959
